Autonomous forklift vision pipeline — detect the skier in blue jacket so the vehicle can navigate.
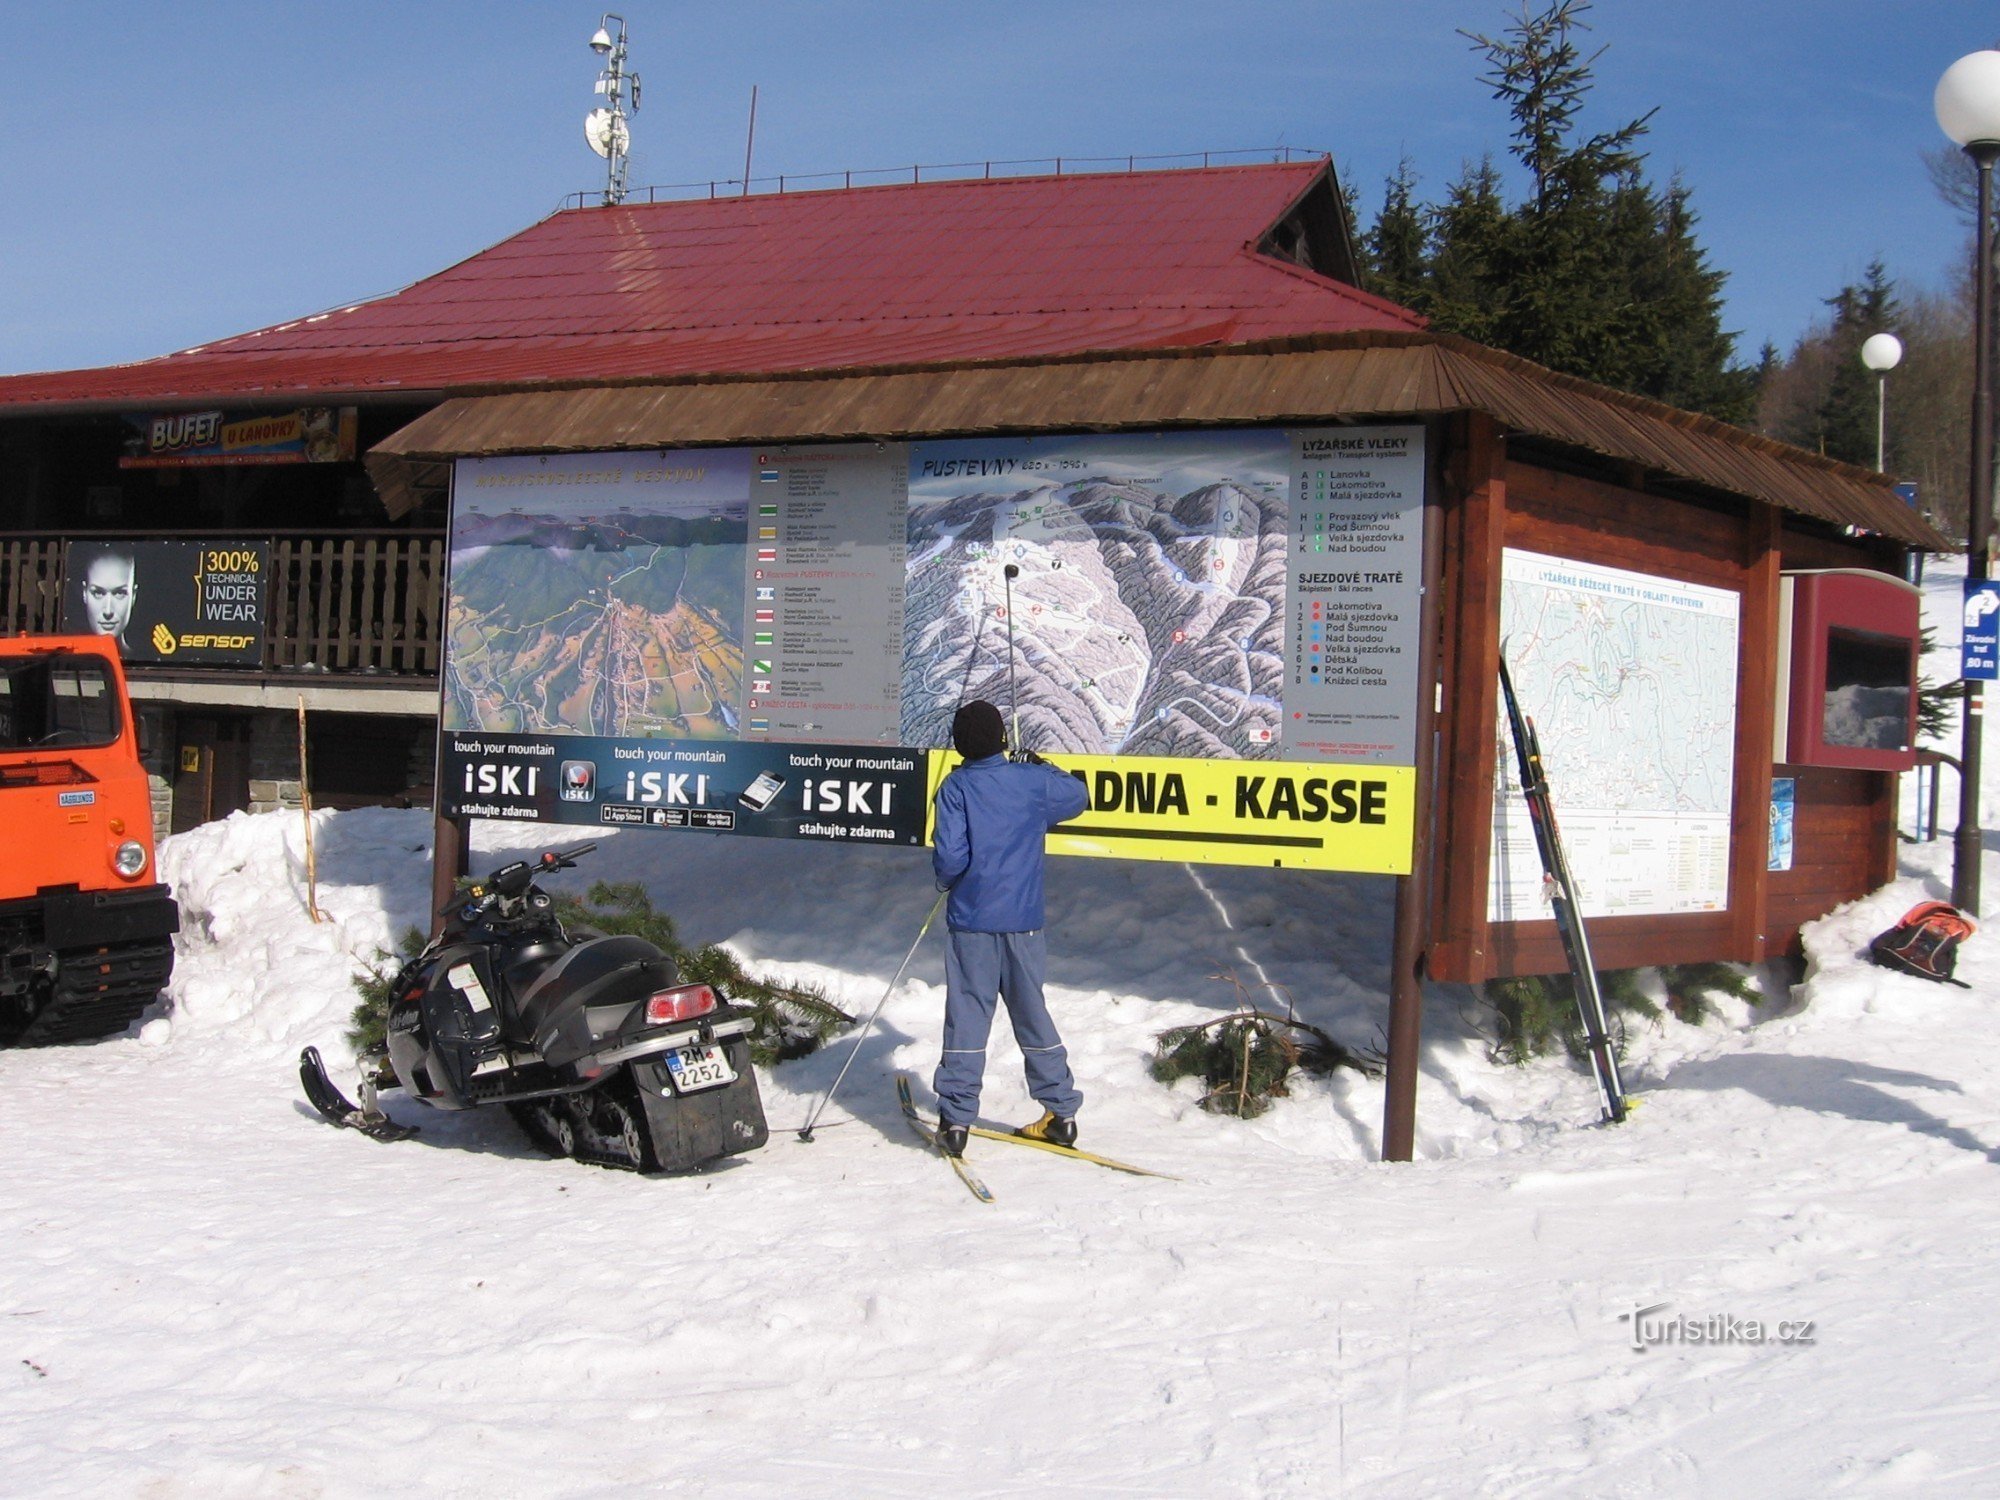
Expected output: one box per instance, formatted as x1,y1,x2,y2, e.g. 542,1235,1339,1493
930,700,1090,1157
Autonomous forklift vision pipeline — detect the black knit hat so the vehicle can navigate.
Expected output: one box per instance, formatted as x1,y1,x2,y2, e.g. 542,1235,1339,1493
951,700,1007,760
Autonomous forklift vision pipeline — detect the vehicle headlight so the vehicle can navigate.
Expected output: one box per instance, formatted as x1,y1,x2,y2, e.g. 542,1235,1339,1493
113,841,148,878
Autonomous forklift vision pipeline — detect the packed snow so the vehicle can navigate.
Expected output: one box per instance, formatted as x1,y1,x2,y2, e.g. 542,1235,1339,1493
4,560,1998,1497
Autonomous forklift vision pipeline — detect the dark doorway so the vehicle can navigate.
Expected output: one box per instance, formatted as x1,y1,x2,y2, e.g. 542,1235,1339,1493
169,712,252,832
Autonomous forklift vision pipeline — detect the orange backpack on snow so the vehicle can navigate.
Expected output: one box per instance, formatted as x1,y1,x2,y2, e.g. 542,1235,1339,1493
1868,901,1977,987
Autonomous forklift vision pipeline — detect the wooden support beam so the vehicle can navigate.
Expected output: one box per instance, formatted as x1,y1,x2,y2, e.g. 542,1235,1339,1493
1424,413,1508,983
1731,502,1783,960
1383,416,1463,1162
430,809,470,937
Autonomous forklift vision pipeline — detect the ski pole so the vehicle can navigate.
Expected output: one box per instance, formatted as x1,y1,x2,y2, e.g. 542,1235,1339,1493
797,890,948,1141
1002,562,1021,755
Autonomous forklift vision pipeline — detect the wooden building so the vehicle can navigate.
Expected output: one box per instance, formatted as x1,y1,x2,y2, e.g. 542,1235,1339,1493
0,160,1949,1153
369,325,1943,970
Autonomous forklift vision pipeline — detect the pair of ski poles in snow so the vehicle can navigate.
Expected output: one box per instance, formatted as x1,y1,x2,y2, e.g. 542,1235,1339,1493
797,564,1026,1140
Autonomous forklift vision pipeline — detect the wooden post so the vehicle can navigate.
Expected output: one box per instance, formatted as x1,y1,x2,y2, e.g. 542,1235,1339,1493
1423,415,1508,984
1382,420,1452,1162
430,810,470,936
298,695,324,923
1730,503,1783,962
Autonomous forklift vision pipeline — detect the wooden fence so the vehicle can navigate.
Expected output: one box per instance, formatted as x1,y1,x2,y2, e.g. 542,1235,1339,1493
0,532,446,677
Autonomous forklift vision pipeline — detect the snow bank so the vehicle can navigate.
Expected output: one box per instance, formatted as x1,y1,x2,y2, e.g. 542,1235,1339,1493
145,799,1785,1166
154,807,435,1055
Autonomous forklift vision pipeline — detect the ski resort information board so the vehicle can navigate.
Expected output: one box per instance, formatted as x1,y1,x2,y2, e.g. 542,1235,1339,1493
1488,549,1740,920
439,428,1426,872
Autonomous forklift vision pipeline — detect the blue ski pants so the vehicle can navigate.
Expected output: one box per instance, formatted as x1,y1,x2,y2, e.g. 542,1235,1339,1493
933,928,1082,1129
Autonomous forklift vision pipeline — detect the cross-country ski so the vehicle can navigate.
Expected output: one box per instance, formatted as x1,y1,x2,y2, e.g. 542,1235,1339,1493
964,1123,1179,1179
896,1073,995,1203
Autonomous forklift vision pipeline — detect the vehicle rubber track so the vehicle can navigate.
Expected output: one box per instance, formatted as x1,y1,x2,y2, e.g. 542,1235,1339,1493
507,1076,659,1173
6,940,173,1047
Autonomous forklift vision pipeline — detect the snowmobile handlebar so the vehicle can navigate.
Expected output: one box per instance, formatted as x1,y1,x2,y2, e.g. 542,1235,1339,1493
489,843,596,897
443,842,599,917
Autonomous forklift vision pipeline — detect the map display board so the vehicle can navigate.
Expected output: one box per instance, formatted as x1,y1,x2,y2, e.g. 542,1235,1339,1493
445,451,750,741
440,428,1427,870
1287,428,1426,764
745,446,907,744
1489,549,1740,920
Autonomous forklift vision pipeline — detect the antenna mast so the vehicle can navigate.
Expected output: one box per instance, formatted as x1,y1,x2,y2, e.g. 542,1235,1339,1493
585,14,640,205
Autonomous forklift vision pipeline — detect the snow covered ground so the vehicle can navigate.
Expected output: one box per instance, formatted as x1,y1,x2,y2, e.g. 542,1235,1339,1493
5,561,1999,1497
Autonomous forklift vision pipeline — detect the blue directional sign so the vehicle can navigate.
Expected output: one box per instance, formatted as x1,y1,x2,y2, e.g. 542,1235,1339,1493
1964,578,2000,680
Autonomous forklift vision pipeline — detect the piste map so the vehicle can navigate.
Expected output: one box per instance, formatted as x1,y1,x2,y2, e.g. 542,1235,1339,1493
1492,547,1741,918
901,431,1294,759
442,454,748,740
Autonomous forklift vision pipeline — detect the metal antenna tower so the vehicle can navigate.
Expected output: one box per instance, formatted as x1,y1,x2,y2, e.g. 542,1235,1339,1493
585,14,640,206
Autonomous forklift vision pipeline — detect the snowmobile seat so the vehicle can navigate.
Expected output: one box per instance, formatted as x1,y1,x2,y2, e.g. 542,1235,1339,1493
513,934,676,1054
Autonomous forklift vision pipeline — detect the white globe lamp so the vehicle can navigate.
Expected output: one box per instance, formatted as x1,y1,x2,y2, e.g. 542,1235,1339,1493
1935,50,2000,147
1859,332,1902,373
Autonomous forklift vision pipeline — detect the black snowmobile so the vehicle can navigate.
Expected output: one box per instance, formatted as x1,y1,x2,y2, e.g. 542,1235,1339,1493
300,843,769,1172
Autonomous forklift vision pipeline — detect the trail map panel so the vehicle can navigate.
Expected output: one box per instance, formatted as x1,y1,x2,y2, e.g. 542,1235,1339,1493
902,429,1422,764
903,431,1292,757
439,429,1428,871
444,451,748,740
1490,549,1740,921
1285,426,1425,764
742,447,907,745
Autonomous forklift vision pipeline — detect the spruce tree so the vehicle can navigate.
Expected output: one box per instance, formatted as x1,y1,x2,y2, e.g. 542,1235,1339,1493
1622,180,1759,422
1813,261,1901,467
1357,2,1754,423
1365,157,1429,313
1424,157,1511,347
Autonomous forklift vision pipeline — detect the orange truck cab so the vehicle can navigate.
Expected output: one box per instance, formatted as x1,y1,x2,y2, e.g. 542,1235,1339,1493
0,636,179,1045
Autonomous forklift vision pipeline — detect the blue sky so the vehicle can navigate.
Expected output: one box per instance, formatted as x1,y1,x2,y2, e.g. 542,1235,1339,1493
0,1,1991,376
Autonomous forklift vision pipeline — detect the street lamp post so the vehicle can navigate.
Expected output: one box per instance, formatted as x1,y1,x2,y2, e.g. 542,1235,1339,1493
1936,49,2000,915
1860,331,1903,473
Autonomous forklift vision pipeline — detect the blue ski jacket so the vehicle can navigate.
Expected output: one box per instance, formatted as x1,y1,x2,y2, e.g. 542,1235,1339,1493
931,754,1090,933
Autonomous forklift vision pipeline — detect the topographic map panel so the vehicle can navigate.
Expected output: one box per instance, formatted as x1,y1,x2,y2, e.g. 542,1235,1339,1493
902,431,1293,758
443,452,748,739
1490,549,1741,920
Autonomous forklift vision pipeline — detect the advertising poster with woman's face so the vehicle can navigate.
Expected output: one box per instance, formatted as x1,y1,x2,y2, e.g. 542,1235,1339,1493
76,547,139,646
61,541,268,665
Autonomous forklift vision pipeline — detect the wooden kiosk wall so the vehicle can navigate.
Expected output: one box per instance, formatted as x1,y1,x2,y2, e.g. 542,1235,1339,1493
1423,418,1901,984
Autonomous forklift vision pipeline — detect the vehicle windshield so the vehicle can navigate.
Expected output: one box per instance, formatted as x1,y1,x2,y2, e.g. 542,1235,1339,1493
0,653,123,751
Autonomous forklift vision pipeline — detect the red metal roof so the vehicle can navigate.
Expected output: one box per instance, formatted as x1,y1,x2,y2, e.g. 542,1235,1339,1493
0,161,1422,409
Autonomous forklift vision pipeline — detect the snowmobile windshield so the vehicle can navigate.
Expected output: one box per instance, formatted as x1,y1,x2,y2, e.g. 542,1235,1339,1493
0,652,122,753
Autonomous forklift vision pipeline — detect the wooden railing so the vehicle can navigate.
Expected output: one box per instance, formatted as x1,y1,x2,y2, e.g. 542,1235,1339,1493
0,531,446,678
0,539,62,636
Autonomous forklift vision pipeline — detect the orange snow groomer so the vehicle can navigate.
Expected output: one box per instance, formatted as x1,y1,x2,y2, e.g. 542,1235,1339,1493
0,635,178,1045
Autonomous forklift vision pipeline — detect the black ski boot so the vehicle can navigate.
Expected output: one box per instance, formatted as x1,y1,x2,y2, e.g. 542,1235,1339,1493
937,1121,969,1157
1016,1109,1077,1148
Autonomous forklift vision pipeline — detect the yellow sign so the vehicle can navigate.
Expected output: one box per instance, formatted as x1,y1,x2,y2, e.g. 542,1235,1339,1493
925,752,1416,873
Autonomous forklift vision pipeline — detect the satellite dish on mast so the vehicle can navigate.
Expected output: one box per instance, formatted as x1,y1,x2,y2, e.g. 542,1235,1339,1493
585,107,630,160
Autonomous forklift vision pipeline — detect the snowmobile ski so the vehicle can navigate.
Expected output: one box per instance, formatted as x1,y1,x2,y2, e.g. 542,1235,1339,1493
895,1074,994,1203
1496,649,1627,1125
299,1046,420,1143
966,1125,1178,1179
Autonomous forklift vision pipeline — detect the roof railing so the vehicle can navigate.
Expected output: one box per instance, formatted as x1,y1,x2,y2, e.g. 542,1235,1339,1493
555,145,1332,211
